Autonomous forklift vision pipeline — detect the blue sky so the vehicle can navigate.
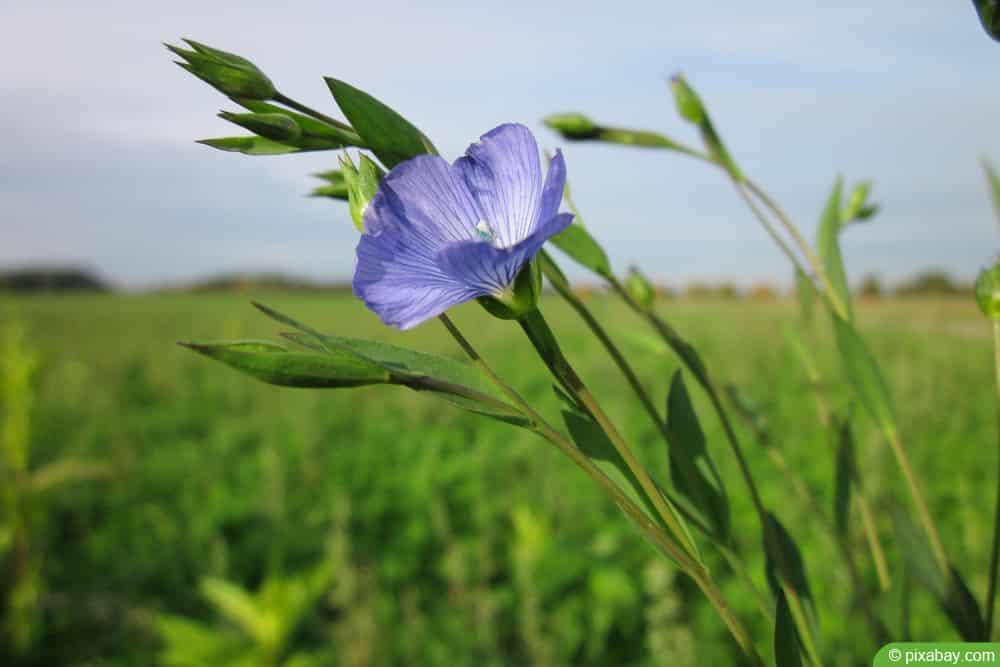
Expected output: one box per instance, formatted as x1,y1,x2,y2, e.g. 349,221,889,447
2,1,1000,288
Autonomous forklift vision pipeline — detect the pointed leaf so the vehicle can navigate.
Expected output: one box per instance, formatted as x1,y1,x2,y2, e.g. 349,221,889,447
774,589,803,667
816,176,854,322
178,340,390,388
763,513,820,663
665,371,730,541
832,315,897,438
197,136,306,155
833,418,857,538
199,577,277,647
281,332,527,426
325,78,436,168
892,508,986,639
548,220,612,278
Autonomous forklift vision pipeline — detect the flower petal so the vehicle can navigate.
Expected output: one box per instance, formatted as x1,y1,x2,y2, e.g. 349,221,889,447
437,212,575,295
454,124,544,248
353,154,484,329
537,149,566,226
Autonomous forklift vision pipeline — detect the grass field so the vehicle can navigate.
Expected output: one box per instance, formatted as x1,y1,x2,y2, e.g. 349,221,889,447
1,291,995,666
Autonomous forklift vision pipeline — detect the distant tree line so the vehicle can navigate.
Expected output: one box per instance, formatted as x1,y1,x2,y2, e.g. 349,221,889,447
0,267,975,298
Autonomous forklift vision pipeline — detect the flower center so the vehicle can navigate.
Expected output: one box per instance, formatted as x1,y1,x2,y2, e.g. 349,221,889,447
475,220,499,245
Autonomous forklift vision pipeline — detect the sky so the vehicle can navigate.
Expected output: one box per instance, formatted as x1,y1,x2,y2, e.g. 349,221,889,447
2,1,1000,289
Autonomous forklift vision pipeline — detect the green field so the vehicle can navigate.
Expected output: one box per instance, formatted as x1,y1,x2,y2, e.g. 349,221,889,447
1,292,994,666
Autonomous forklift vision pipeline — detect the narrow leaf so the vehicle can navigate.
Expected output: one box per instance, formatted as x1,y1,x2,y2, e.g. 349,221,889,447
832,315,897,438
178,340,390,388
281,332,527,426
816,176,854,322
892,508,986,639
833,418,857,538
665,371,730,541
325,78,437,168
763,513,820,662
197,136,304,155
774,589,803,667
549,218,612,278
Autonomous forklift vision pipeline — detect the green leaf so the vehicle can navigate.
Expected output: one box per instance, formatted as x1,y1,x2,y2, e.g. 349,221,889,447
178,340,391,388
196,136,307,155
665,371,730,541
973,0,1000,42
309,183,349,200
763,513,821,665
341,153,384,231
199,577,276,647
560,407,699,561
549,222,612,278
280,332,527,426
816,176,854,322
892,508,986,640
325,78,437,168
832,417,857,538
832,315,896,438
774,589,803,667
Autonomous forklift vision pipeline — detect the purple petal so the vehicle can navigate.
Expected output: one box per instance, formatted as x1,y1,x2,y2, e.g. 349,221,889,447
353,155,484,329
437,212,575,295
454,124,543,248
537,149,566,226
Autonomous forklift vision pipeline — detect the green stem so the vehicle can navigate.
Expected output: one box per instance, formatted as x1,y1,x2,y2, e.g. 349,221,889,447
986,318,1000,637
272,91,355,131
435,314,763,664
516,308,701,559
607,276,769,522
886,426,948,573
539,252,669,452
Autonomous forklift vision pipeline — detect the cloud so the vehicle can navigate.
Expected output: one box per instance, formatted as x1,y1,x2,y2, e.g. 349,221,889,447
1,0,998,287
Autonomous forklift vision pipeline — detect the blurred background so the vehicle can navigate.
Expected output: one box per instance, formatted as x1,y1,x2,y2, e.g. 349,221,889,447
3,1,1000,665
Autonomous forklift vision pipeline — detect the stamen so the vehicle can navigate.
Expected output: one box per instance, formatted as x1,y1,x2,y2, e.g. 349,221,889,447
475,220,497,243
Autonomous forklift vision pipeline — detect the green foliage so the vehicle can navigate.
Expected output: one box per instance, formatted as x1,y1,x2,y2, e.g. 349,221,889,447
664,372,730,543
325,78,437,168
3,293,997,665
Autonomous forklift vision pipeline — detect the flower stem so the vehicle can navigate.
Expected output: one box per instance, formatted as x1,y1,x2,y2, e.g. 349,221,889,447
272,91,355,131
606,276,769,522
436,314,763,664
516,308,701,559
986,318,1000,637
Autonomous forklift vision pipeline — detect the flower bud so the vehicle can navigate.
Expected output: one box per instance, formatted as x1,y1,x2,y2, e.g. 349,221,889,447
843,182,878,222
218,112,301,143
625,266,656,310
340,153,384,232
167,39,275,100
543,113,601,140
477,259,542,320
669,75,706,125
976,261,1000,320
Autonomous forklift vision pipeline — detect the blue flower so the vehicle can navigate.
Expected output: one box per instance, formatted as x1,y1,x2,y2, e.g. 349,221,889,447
353,123,573,330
